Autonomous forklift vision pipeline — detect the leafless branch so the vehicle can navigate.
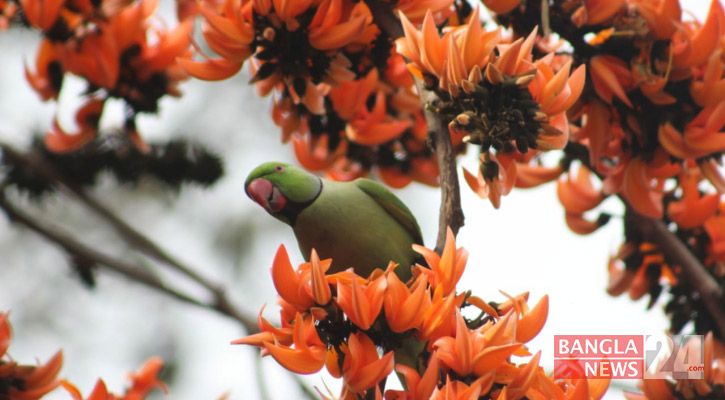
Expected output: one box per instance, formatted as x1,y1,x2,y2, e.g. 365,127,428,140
0,190,257,332
1,143,243,322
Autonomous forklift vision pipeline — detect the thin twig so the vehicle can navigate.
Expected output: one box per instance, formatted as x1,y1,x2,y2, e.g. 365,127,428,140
627,208,725,338
366,0,465,253
0,190,258,332
1,143,239,318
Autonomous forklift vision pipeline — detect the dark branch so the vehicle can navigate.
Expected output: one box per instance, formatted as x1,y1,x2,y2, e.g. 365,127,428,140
1,143,241,320
415,80,465,253
0,191,257,332
627,209,725,338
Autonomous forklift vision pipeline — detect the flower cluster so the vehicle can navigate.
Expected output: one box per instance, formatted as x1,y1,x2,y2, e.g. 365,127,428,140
61,357,168,400
626,332,725,400
486,0,725,339
16,0,194,153
182,0,461,187
0,312,63,400
0,311,168,400
397,8,585,207
235,230,608,399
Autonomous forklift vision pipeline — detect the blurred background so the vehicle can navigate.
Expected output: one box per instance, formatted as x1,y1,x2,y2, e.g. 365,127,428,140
0,1,713,398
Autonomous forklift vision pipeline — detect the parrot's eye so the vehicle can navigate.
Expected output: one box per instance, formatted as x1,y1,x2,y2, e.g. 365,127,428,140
275,165,285,173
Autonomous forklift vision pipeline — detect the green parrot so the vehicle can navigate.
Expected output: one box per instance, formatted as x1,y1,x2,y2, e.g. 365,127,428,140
245,162,423,279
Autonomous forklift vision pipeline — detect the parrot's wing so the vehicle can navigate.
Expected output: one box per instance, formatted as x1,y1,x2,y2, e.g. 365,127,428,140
354,178,424,245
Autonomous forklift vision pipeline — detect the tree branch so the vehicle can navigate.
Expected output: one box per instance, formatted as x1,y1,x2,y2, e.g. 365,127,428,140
627,208,725,338
366,0,465,253
565,143,725,338
416,81,465,253
1,143,240,318
0,190,257,332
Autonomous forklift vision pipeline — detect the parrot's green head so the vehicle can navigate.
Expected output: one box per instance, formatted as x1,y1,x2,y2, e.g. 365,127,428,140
245,162,322,225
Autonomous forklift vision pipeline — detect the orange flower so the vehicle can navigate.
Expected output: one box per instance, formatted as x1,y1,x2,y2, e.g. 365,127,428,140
271,245,333,313
45,98,105,153
606,242,675,301
0,313,63,400
667,168,720,229
606,244,637,296
691,50,725,107
704,215,725,262
62,31,120,89
180,0,252,80
631,0,681,40
392,353,440,399
499,292,549,343
25,39,63,101
342,332,394,394
63,379,114,400
384,271,430,333
565,212,610,235
121,357,168,399
0,0,17,30
293,134,345,171
513,162,564,188
22,0,194,153
272,97,307,143
345,91,413,145
531,60,586,118
493,28,538,77
670,0,724,69
396,8,500,92
577,0,625,26
378,167,415,189
418,287,464,342
231,306,294,350
307,0,370,51
463,152,516,209
394,0,453,24
579,100,617,175
412,227,467,295
185,0,369,91
62,357,168,400
330,68,379,120
430,374,492,400
336,270,386,330
589,55,633,107
480,0,521,15
263,313,327,374
659,102,725,160
433,310,522,377
623,157,664,219
19,0,62,30
496,351,542,399
557,166,605,214
396,10,447,79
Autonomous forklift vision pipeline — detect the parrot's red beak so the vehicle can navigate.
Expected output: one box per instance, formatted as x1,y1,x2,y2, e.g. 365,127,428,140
246,178,286,213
